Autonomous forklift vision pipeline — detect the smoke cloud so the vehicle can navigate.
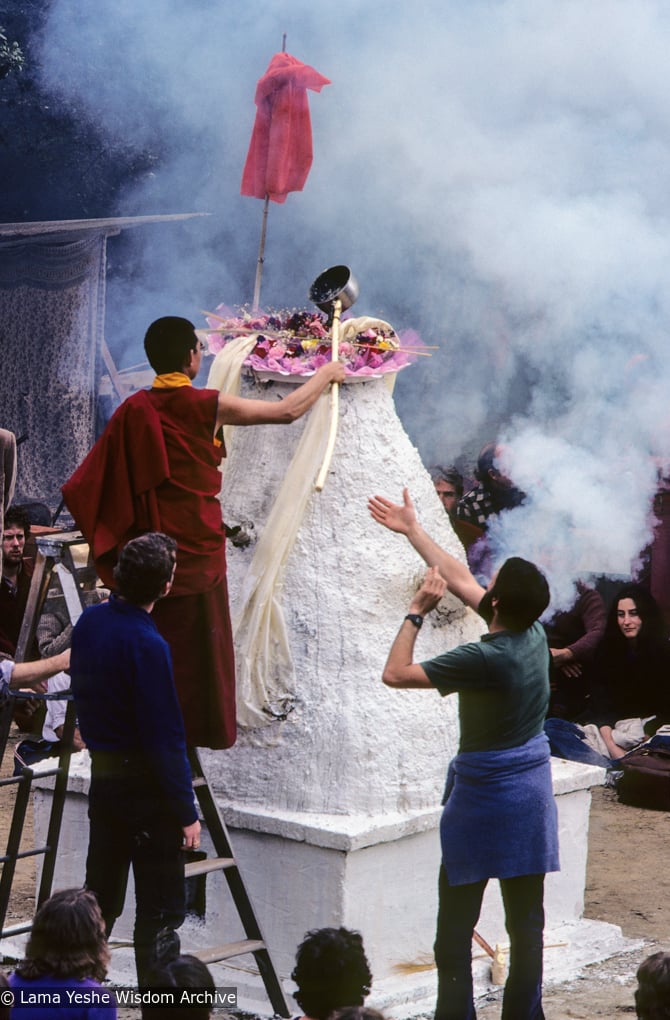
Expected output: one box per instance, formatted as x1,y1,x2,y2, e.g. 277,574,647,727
35,0,670,607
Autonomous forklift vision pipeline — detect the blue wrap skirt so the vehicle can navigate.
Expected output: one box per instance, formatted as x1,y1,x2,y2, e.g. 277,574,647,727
440,732,560,885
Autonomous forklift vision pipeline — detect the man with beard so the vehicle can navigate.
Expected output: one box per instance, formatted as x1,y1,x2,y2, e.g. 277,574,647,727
0,506,36,658
368,487,557,1020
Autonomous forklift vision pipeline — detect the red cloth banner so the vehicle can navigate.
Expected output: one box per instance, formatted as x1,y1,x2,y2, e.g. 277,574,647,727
241,52,330,204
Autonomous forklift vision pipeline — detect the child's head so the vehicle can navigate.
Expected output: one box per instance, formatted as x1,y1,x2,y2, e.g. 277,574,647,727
16,888,109,983
291,927,372,1020
635,951,670,1019
145,952,215,1020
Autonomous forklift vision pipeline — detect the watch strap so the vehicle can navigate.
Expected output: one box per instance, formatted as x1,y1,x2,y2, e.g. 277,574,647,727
404,613,424,629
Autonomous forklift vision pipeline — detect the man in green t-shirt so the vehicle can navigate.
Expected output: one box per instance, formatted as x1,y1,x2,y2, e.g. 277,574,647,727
369,487,557,1020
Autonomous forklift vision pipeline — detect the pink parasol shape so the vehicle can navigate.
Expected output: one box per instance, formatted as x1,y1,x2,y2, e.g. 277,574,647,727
241,50,331,308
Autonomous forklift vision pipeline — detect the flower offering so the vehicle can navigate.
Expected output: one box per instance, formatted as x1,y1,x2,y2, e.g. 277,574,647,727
202,305,427,379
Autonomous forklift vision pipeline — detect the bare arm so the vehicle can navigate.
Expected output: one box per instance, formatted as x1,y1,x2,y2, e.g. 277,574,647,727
216,361,346,430
8,650,70,690
382,566,445,689
599,725,626,760
369,488,486,611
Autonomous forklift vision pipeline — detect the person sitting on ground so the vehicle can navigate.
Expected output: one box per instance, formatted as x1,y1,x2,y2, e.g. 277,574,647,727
12,576,105,771
8,887,116,1020
635,950,670,1020
13,670,85,775
291,927,373,1020
544,582,607,719
545,584,670,765
144,935,216,1020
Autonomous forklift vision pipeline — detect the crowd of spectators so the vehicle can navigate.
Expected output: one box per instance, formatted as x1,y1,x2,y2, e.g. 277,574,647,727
430,442,670,770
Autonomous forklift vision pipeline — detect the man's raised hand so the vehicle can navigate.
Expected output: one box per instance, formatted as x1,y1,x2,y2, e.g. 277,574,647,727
410,566,447,616
368,487,417,535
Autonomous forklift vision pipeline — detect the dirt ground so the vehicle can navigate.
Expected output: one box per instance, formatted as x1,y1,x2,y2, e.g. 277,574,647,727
1,729,668,1019
475,782,670,1019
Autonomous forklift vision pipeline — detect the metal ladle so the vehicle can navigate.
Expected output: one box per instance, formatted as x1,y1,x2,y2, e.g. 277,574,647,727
309,265,359,491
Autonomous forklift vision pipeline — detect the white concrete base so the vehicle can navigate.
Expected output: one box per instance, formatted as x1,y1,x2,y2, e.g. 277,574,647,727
11,753,635,1017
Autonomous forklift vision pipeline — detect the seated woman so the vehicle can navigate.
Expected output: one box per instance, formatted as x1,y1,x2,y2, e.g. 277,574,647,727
545,584,670,766
8,888,115,1020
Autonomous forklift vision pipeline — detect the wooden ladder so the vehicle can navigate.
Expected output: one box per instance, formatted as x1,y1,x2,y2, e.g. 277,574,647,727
1,530,85,937
187,748,290,1016
0,694,76,938
0,531,291,1016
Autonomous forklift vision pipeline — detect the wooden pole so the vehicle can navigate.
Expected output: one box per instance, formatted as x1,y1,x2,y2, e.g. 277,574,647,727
315,299,342,492
251,195,270,312
251,34,286,313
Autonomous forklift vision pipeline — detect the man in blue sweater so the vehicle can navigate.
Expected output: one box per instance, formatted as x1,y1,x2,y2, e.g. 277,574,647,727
70,532,199,986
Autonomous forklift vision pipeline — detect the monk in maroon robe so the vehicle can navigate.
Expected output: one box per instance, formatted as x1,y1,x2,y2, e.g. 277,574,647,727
62,316,344,749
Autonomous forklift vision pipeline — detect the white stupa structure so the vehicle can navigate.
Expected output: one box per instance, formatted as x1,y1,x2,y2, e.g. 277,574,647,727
195,370,630,1014
29,364,634,1016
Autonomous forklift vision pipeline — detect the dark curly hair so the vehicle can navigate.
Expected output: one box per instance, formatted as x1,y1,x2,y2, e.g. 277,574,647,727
145,951,215,1020
113,532,177,606
3,505,30,539
16,888,109,983
291,927,372,1020
635,951,670,1019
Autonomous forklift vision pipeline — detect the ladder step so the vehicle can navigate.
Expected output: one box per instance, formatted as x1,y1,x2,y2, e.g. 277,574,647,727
1,920,33,938
0,845,50,864
0,765,64,788
191,939,266,965
184,855,235,878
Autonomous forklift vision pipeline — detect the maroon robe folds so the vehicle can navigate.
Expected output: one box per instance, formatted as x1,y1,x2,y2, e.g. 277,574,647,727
62,386,236,749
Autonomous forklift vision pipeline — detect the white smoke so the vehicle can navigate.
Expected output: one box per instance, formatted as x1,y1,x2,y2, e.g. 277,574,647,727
35,0,670,606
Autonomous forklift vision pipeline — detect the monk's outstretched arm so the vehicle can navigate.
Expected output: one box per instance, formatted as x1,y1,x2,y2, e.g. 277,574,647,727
216,361,346,429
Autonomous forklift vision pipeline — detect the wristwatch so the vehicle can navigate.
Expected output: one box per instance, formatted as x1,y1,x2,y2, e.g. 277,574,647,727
404,613,424,629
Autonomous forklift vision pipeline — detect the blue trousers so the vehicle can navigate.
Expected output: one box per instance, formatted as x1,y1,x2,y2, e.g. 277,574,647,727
434,865,546,1020
543,717,612,767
